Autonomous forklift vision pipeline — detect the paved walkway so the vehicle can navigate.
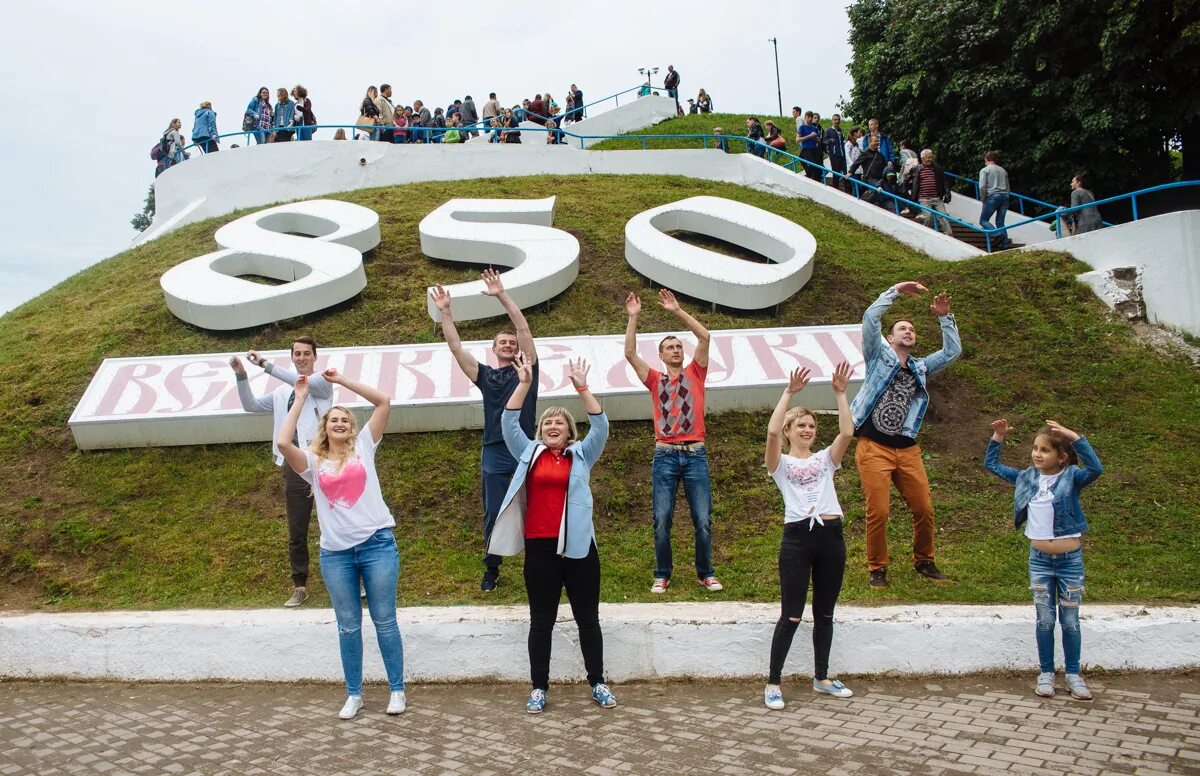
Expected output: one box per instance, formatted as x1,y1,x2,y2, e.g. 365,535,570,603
1,674,1198,775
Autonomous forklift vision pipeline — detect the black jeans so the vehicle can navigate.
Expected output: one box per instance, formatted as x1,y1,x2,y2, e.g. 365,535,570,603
801,148,824,180
283,466,315,587
192,136,219,153
524,539,604,691
828,156,846,188
768,520,846,684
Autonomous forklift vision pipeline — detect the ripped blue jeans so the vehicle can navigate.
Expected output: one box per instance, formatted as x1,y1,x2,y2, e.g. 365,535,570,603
320,528,405,696
1028,546,1084,674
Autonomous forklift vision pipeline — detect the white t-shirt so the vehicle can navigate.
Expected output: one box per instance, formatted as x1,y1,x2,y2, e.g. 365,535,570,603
1024,471,1079,541
769,448,843,523
300,427,395,551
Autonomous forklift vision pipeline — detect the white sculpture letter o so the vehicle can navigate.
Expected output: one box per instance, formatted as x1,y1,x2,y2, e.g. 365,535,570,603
160,200,380,330
421,196,580,322
624,195,816,309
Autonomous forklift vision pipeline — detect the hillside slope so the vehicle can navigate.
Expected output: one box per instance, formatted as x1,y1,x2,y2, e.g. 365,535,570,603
0,175,1196,611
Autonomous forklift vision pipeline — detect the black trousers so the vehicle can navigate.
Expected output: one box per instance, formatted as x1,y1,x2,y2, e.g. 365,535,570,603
768,520,846,683
828,156,846,188
524,539,604,691
283,466,314,587
801,148,824,180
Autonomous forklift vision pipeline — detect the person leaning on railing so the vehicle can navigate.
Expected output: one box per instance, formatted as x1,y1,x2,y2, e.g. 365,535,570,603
245,86,273,145
291,85,315,141
272,88,296,143
191,102,219,154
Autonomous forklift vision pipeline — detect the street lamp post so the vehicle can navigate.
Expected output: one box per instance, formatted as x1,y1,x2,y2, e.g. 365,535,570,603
768,38,782,117
637,66,659,92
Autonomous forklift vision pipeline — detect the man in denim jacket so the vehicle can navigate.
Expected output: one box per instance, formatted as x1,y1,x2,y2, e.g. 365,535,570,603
851,282,961,588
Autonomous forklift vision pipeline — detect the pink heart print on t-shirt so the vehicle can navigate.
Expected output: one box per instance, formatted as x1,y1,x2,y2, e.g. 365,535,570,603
319,458,367,509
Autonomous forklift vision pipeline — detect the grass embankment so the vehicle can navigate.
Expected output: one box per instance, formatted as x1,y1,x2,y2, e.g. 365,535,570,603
0,175,1197,611
592,113,797,155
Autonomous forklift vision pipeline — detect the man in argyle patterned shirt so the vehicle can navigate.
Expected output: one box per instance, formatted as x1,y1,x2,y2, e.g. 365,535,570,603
624,289,723,595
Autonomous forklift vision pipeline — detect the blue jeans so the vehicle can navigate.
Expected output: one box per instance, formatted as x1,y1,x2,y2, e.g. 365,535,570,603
481,442,518,574
980,192,1010,247
320,528,405,696
1028,546,1084,674
652,445,714,580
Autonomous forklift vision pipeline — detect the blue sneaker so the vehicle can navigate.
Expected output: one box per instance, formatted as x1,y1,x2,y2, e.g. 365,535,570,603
812,678,853,698
764,687,785,710
591,683,618,708
526,688,546,714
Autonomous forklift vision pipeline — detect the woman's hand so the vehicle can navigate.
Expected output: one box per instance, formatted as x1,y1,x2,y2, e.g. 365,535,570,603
785,366,811,395
247,350,266,368
624,292,641,317
1045,420,1080,442
568,358,590,389
430,285,452,312
294,374,310,399
991,418,1012,440
322,368,343,385
514,352,533,384
829,361,851,394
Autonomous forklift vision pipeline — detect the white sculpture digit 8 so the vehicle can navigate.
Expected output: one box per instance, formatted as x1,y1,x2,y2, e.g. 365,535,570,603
160,200,380,330
421,196,580,321
624,195,817,309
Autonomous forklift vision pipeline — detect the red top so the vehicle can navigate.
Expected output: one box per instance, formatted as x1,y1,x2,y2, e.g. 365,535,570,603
525,448,571,539
642,361,708,442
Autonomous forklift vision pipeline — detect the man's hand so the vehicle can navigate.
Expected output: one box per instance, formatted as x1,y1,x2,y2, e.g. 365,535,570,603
829,362,851,394
991,418,1012,440
893,281,927,297
624,292,641,317
430,284,452,312
480,268,504,297
229,356,246,375
1045,420,1080,442
930,292,952,317
658,288,680,312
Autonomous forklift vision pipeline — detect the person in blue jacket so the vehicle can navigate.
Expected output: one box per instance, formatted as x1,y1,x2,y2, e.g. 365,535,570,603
487,353,618,715
191,101,219,154
985,418,1103,702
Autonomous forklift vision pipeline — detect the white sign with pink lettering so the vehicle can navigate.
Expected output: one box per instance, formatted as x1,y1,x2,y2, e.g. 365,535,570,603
68,326,865,450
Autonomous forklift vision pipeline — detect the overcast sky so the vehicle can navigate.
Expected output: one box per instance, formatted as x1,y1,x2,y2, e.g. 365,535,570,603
0,1,853,315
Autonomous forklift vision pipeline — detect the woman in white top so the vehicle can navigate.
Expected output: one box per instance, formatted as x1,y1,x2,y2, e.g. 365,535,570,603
763,362,855,710
278,369,406,721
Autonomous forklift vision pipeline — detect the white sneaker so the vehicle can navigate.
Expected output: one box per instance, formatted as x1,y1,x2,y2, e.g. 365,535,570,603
387,691,407,715
338,695,364,720
764,687,785,710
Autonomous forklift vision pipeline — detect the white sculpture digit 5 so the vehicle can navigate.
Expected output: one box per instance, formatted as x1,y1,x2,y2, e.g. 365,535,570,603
421,196,580,322
160,200,381,330
624,195,817,310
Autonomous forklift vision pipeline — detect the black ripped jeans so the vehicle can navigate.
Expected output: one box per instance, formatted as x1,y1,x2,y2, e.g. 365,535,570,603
524,539,604,691
768,520,846,684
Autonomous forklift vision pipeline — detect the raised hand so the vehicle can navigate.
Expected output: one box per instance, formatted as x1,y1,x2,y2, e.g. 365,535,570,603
786,366,811,394
893,280,928,297
247,350,266,368
830,361,851,394
1045,420,1080,442
229,355,246,374
658,288,680,312
514,351,533,384
624,292,642,316
430,285,452,312
568,357,590,388
480,268,504,297
322,367,343,385
294,374,310,399
991,418,1012,439
930,292,952,317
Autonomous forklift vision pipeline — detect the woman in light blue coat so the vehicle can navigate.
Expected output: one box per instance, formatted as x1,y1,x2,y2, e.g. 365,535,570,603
487,353,618,715
191,101,219,153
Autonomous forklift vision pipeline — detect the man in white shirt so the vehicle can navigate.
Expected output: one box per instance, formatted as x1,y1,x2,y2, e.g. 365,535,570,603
230,336,332,607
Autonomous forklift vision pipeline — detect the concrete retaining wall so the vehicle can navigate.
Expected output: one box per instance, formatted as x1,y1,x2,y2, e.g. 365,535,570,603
2,603,1195,682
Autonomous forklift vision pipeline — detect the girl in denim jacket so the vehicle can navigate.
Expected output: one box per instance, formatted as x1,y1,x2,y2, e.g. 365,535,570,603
985,419,1103,701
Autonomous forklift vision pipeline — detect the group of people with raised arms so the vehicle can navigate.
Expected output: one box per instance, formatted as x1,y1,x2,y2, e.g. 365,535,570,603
230,275,1103,718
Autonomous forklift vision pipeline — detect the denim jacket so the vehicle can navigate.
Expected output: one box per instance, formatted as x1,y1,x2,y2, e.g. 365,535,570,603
849,287,962,438
191,107,218,140
984,436,1103,535
487,408,609,559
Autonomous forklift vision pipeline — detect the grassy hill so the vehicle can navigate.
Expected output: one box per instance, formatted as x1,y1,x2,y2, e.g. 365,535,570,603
0,174,1197,611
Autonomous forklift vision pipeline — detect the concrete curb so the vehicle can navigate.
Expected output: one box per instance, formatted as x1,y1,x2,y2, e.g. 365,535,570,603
2,603,1196,683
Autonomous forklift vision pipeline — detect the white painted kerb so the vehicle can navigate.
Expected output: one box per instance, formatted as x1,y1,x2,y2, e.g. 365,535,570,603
2,604,1194,682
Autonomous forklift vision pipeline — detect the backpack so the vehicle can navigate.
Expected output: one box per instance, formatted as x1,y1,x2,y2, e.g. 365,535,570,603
150,136,169,162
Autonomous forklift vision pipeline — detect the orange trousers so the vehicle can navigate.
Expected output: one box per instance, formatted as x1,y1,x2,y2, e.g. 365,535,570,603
855,437,936,571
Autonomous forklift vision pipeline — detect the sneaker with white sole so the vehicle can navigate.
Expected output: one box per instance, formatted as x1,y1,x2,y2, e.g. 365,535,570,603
526,688,547,714
1035,672,1055,698
387,691,406,715
650,578,670,594
284,587,308,608
699,576,724,592
1065,673,1093,701
338,695,364,720
591,683,618,708
764,687,785,710
813,678,853,698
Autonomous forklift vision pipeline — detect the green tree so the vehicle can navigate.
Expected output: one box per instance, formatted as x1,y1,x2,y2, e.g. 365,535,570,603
130,184,155,232
844,0,1200,203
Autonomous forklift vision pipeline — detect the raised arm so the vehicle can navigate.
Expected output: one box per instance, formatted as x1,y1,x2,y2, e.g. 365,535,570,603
570,358,609,464
659,289,710,367
480,268,537,365
922,292,962,375
861,283,912,363
230,356,274,413
826,362,856,466
1046,420,1104,487
247,350,332,400
501,352,536,458
984,418,1021,484
431,285,480,382
623,292,652,383
276,375,312,474
765,367,810,474
324,368,391,443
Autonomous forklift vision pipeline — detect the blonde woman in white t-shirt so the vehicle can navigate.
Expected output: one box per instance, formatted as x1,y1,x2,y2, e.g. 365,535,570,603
762,361,855,710
278,369,406,721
